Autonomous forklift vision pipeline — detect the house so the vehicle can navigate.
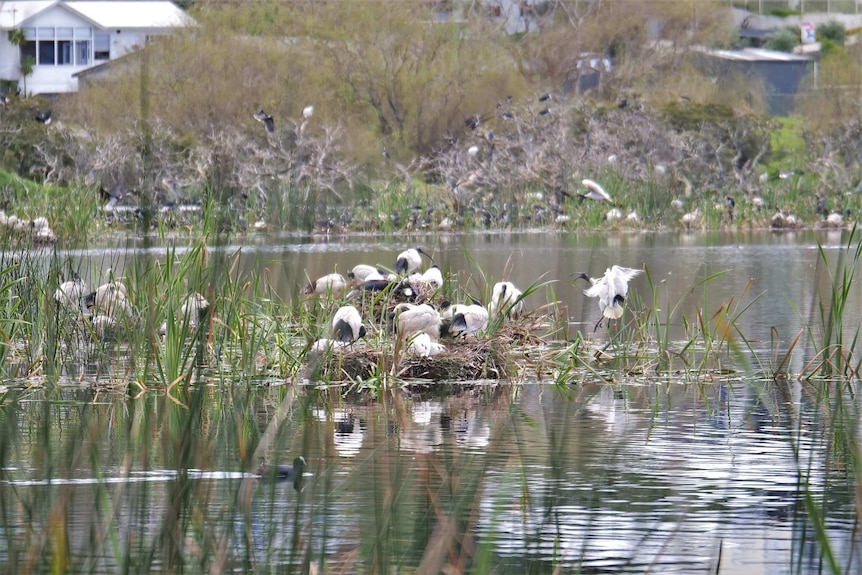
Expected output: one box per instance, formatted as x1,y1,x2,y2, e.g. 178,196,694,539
695,47,814,116
0,0,193,95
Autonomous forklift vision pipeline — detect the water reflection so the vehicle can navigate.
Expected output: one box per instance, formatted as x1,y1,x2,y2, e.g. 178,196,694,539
0,380,858,574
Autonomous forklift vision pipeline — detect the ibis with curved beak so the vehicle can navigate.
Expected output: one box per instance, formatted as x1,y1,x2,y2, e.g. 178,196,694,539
395,248,432,275
488,281,524,320
303,273,347,297
576,265,643,330
331,305,366,344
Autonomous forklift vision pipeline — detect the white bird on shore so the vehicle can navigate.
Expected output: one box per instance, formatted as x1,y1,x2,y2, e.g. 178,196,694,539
576,266,643,330
302,105,314,119
395,248,432,275
681,209,700,229
347,264,381,285
84,281,133,320
303,273,347,297
579,179,613,203
407,332,447,357
54,273,86,311
392,303,444,340
488,281,524,320
448,303,488,338
331,305,366,344
406,265,444,291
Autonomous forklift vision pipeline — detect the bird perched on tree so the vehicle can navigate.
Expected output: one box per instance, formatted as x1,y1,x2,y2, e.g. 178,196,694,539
576,266,643,331
253,109,275,133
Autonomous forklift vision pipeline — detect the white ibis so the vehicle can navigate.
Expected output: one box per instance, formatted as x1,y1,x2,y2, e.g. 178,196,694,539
395,248,432,275
84,281,133,320
392,303,443,340
303,273,347,297
488,281,524,320
54,273,86,311
576,265,643,330
579,179,612,203
448,304,488,337
407,332,447,357
331,305,366,344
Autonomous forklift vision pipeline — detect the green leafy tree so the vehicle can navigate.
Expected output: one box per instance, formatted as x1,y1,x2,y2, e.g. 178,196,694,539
6,29,31,94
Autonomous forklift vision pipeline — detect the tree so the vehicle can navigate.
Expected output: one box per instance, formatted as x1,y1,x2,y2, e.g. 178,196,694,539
7,29,31,95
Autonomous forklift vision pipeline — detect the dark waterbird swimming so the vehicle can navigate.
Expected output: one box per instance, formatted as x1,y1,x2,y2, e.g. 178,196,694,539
254,456,306,490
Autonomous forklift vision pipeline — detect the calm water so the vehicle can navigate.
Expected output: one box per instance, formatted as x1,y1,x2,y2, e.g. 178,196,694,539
1,229,860,574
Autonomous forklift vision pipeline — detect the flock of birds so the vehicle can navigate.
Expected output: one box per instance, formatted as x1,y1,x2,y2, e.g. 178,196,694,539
302,247,643,359
0,211,57,244
53,272,210,340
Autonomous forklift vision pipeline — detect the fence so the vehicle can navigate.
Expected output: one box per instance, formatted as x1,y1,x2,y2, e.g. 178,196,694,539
730,0,862,13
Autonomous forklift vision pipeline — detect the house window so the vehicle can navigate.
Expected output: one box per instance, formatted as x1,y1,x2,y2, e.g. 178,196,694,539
57,27,73,65
19,26,108,67
37,27,55,65
21,27,37,62
75,40,91,66
94,33,110,61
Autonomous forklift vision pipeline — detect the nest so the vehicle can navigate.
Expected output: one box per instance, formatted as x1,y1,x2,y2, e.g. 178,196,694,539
307,336,516,384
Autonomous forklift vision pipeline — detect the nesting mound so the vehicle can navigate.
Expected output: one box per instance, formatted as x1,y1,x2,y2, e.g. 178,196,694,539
308,336,516,383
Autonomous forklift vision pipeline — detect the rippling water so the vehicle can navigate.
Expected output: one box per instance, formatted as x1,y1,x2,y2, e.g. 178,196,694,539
1,230,860,573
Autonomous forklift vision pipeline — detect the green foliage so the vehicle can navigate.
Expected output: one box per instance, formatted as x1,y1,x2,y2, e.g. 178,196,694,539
767,115,806,168
661,101,735,131
817,21,846,46
765,28,800,52
0,97,54,176
764,8,801,17
6,28,25,47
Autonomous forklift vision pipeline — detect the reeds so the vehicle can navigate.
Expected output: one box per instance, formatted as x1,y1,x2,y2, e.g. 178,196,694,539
0,221,861,574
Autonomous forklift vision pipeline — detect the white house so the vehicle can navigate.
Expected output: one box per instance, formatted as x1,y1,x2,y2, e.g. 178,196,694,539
0,0,193,94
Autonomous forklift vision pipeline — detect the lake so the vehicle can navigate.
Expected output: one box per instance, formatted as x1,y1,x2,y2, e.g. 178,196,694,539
0,228,860,574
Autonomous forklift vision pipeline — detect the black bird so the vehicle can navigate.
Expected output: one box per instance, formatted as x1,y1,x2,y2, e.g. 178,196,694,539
464,114,481,131
538,108,551,116
618,98,628,109
35,109,52,124
254,456,307,490
538,93,551,102
815,194,828,217
725,196,735,222
253,109,275,133
501,111,514,120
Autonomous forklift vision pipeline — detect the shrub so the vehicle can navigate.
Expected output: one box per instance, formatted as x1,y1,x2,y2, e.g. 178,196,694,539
765,28,800,53
817,21,845,46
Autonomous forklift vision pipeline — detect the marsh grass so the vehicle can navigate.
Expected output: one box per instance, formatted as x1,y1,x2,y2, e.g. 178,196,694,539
0,228,861,574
